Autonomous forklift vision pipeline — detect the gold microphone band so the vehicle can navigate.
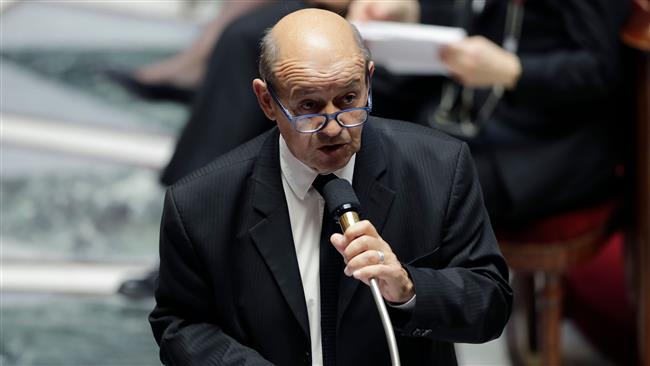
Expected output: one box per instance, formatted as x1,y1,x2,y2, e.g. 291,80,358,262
339,211,360,231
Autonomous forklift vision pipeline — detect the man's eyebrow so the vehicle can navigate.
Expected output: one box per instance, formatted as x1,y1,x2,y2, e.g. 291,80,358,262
292,78,364,97
293,88,319,97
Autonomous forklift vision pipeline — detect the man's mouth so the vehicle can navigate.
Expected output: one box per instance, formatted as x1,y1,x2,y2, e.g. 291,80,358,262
319,143,345,153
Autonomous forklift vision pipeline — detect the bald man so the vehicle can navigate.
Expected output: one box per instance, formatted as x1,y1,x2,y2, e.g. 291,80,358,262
150,9,511,366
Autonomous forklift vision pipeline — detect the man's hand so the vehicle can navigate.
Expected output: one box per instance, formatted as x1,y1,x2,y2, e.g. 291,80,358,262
347,0,420,23
330,220,414,303
440,36,522,89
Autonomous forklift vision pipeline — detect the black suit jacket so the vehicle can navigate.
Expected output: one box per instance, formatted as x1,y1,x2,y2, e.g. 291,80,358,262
150,117,512,365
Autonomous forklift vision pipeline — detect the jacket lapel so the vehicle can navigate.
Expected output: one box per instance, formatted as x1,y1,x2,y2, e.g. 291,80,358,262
249,129,310,338
338,121,396,322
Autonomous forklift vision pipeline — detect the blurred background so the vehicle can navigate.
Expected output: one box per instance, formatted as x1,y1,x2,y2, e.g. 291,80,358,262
1,1,207,364
0,1,645,365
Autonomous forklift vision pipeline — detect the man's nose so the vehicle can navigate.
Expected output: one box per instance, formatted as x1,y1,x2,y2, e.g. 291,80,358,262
319,105,343,136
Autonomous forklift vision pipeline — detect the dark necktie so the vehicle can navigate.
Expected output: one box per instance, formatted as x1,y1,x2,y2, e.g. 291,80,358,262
312,173,341,366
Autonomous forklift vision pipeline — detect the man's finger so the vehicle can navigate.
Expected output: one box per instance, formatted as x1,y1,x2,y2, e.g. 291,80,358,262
343,220,378,241
351,264,397,284
344,249,385,276
330,233,347,253
343,235,374,262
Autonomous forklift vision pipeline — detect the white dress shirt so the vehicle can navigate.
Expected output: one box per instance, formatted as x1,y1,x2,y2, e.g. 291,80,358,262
279,135,415,365
279,136,356,366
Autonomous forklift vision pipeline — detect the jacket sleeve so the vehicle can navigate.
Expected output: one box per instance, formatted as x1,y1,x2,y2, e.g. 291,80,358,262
149,188,274,366
513,0,630,106
399,142,513,343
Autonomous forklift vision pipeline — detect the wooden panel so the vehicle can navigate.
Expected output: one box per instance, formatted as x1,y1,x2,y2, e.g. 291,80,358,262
637,52,650,366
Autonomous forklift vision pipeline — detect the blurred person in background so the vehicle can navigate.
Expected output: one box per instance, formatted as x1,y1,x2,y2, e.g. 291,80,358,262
425,0,630,226
108,0,273,103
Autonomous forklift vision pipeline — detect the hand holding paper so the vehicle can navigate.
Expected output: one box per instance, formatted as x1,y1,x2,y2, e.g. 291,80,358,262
353,21,466,75
440,36,522,89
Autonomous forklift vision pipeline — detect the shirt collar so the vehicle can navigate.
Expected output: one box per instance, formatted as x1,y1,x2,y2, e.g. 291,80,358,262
279,135,356,200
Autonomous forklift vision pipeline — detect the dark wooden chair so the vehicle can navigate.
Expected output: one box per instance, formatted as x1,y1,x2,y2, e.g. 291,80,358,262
501,11,649,364
498,200,619,366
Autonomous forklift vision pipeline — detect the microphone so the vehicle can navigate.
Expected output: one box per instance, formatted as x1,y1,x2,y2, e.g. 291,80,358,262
319,178,401,366
319,178,361,231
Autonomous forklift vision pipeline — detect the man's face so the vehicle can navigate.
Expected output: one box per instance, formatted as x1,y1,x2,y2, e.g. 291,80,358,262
271,56,369,174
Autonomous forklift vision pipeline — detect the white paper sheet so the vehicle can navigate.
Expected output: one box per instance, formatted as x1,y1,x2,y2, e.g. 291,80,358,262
353,21,467,75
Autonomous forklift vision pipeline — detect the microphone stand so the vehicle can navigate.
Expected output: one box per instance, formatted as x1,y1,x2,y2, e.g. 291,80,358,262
339,211,401,366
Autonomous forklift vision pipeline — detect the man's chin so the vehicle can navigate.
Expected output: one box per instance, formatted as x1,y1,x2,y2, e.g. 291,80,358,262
313,156,351,174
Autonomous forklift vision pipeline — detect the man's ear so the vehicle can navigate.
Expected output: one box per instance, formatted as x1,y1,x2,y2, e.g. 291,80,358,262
252,79,277,121
368,61,375,79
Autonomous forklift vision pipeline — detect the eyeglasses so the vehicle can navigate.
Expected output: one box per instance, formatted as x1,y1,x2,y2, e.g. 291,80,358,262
266,82,372,134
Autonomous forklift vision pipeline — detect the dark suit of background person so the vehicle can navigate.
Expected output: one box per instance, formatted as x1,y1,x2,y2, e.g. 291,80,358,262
413,0,634,226
149,117,512,365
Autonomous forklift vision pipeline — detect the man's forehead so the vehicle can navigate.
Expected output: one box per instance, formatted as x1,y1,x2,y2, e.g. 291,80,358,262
273,56,366,90
273,34,360,71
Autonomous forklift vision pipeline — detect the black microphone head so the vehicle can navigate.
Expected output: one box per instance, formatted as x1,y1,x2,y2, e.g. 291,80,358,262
321,178,361,218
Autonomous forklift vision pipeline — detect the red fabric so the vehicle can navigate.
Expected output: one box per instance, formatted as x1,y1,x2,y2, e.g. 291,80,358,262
565,232,637,365
496,201,617,243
